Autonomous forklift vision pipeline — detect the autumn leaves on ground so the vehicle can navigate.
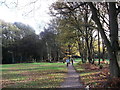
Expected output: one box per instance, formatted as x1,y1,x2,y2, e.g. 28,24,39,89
1,59,120,88
74,60,120,88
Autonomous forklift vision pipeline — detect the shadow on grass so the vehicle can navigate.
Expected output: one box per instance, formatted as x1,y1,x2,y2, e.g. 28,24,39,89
2,71,67,88
2,66,66,72
2,63,67,88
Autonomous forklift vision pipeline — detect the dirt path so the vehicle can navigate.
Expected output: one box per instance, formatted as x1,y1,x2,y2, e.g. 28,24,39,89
60,63,84,88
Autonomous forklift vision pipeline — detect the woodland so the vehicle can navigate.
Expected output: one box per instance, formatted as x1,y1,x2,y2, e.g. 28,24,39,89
1,1,120,88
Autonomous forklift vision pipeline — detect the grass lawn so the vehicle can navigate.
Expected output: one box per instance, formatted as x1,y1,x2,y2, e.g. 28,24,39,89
74,58,109,63
1,62,67,88
74,58,82,62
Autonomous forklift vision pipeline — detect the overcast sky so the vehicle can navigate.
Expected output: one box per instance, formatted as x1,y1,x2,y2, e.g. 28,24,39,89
0,0,57,34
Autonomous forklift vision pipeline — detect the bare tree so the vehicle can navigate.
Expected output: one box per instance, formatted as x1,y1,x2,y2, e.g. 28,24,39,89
88,2,120,78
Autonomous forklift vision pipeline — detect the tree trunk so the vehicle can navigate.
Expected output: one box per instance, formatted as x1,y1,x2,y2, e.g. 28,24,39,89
85,37,92,63
88,2,120,77
78,42,84,63
12,53,14,64
90,33,94,64
85,9,92,63
92,47,95,64
20,54,22,63
102,39,105,61
109,2,120,77
109,50,120,77
98,29,101,65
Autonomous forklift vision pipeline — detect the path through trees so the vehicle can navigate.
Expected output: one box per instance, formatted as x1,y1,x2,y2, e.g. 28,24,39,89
60,63,84,88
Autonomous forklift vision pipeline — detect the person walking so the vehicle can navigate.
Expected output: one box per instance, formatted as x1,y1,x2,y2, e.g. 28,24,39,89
70,58,74,65
66,58,70,67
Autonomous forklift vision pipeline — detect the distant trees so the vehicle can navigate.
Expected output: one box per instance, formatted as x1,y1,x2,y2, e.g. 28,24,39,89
1,20,37,63
1,20,63,64
40,28,62,62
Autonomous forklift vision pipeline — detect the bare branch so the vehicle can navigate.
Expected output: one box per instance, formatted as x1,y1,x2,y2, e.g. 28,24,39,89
117,6,120,14
87,2,112,51
24,0,39,7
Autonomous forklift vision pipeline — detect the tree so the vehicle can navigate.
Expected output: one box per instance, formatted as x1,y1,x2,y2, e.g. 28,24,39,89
50,2,97,63
88,2,120,77
1,20,43,63
1,20,21,63
40,27,63,62
50,2,120,78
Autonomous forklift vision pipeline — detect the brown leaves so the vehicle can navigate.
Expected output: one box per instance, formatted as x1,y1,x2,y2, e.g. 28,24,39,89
106,78,120,88
84,64,99,70
75,63,111,88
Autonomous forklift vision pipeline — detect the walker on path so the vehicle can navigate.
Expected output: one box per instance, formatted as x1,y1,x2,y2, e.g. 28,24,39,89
66,59,70,67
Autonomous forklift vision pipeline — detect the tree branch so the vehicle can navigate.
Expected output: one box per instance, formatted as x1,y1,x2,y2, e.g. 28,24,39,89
117,6,120,15
87,2,112,52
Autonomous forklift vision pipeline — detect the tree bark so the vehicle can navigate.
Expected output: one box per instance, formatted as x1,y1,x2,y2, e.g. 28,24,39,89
109,2,120,77
85,7,92,63
85,37,92,63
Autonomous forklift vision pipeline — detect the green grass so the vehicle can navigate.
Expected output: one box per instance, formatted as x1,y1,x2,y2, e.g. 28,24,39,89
94,59,109,61
80,71,99,76
1,62,67,88
74,58,109,63
74,58,82,62
73,62,85,73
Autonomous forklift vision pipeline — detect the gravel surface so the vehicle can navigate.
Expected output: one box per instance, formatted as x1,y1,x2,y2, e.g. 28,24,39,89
60,63,84,88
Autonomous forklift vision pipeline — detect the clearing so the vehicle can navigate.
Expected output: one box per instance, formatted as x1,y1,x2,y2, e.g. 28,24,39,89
1,63,67,88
